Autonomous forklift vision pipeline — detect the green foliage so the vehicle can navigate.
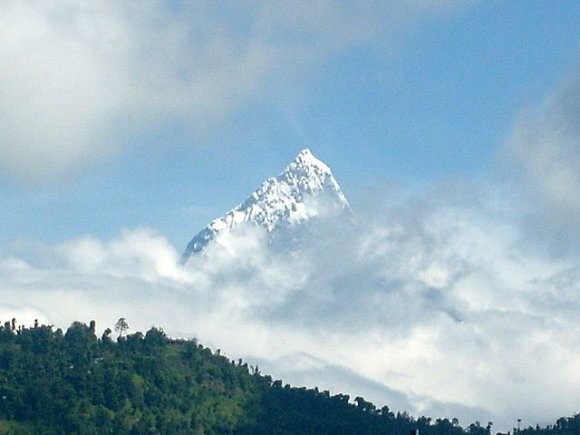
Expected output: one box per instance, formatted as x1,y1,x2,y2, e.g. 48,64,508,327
0,320,474,434
518,414,580,435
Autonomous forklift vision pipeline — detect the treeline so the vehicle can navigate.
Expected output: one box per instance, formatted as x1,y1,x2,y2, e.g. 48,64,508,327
517,416,580,435
0,318,554,434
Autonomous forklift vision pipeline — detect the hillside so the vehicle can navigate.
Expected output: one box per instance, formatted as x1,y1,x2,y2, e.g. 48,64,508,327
0,319,571,434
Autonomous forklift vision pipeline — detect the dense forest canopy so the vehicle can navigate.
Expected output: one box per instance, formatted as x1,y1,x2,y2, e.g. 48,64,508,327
0,319,577,434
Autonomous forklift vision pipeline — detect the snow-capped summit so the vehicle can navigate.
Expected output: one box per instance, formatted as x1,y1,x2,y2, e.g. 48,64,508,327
182,148,351,259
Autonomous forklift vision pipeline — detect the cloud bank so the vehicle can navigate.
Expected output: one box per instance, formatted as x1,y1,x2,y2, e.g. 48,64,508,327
1,178,579,430
0,0,471,182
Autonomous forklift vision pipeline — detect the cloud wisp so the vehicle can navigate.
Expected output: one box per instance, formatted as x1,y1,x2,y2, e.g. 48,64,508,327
502,70,580,247
0,0,472,183
1,181,579,430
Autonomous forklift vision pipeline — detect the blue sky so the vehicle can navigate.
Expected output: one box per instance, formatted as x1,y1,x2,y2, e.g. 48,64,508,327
1,1,578,248
1,2,580,428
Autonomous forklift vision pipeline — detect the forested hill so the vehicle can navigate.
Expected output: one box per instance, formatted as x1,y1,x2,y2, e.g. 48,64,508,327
0,320,574,434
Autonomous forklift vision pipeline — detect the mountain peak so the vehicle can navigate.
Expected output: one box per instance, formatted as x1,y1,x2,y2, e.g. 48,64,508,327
291,148,331,174
183,148,350,258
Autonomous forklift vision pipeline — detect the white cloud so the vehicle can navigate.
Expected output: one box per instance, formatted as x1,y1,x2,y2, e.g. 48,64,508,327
0,1,131,180
1,183,579,430
0,0,473,183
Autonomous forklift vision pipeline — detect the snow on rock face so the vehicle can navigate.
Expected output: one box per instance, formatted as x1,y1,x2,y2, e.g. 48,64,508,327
183,148,351,259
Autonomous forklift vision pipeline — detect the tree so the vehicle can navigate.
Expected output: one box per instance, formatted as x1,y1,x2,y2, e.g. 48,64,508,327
144,327,167,348
114,318,129,339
